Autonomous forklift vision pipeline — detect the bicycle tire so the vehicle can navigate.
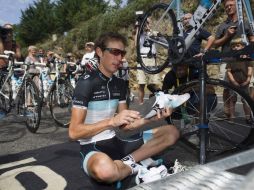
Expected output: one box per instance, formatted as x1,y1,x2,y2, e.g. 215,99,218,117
171,78,254,154
49,78,73,128
23,78,42,133
0,71,12,113
136,3,180,74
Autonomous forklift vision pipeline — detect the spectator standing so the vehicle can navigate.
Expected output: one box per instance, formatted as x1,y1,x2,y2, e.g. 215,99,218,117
25,46,40,88
0,24,22,118
81,42,95,67
214,0,254,80
0,23,22,69
135,18,161,105
226,37,253,123
213,0,254,117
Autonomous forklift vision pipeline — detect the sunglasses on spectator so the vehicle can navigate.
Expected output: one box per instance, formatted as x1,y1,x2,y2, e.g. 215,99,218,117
104,48,126,57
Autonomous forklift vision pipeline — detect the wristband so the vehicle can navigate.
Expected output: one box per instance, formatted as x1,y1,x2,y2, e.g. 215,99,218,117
201,49,208,54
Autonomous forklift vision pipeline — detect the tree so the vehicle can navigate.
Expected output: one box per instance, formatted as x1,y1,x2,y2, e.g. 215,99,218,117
112,0,123,9
18,0,57,45
54,0,108,33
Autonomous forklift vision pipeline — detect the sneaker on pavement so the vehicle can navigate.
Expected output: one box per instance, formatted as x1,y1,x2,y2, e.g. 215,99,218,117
145,92,190,119
135,165,168,184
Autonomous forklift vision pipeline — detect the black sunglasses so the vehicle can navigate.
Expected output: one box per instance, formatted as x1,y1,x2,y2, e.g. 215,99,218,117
104,48,126,57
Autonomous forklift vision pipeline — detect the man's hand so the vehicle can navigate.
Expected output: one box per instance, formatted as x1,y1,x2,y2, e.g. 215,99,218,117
241,80,250,87
149,107,173,121
226,26,237,38
120,107,173,131
110,110,141,127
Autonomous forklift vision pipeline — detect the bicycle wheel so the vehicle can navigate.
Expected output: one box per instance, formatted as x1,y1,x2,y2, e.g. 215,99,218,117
171,79,254,153
49,79,73,127
136,3,183,74
22,78,42,133
0,72,12,113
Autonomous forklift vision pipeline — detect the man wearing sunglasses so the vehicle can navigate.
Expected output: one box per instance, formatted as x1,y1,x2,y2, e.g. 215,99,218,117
69,32,180,185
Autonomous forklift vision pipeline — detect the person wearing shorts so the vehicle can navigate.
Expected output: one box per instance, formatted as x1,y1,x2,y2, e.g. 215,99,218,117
226,37,253,123
136,17,161,104
69,32,179,184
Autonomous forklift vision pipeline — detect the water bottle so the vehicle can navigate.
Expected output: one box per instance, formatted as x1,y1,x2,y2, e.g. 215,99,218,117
190,0,212,26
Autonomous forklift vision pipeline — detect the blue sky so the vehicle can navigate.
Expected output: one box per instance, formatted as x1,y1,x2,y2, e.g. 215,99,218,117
0,0,127,26
0,0,35,25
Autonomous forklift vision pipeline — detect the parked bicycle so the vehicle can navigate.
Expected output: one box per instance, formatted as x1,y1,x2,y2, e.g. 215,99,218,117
32,57,73,128
0,51,42,133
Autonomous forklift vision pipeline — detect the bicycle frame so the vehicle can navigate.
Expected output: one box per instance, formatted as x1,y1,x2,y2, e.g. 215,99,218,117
0,54,26,101
50,59,66,105
154,0,184,36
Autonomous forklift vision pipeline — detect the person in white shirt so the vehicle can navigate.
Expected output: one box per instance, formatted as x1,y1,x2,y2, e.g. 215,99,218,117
81,41,95,66
135,18,161,104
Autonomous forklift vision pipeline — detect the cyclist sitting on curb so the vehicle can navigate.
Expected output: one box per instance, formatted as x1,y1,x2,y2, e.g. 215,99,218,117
69,32,189,185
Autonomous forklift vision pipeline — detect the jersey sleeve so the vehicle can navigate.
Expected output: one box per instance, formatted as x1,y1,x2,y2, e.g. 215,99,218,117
72,74,93,109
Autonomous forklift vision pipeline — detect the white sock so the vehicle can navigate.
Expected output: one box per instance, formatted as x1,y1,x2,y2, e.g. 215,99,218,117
121,154,142,175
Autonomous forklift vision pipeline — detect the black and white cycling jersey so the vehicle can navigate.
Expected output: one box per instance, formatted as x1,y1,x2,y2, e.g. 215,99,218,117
72,69,127,144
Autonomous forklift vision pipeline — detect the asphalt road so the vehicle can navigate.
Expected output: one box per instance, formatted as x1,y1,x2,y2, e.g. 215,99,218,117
1,95,254,189
0,108,69,156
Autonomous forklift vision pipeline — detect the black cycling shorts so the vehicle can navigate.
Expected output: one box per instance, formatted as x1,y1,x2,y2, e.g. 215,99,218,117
80,136,144,175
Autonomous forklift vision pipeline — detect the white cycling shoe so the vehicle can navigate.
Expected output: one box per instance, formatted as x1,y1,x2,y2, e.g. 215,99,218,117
135,165,168,184
144,92,190,119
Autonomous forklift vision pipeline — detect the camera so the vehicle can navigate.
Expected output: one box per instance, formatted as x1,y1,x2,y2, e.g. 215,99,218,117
0,26,12,40
135,11,144,27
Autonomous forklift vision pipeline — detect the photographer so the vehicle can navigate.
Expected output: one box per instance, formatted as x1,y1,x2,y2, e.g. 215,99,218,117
0,23,22,69
134,11,161,105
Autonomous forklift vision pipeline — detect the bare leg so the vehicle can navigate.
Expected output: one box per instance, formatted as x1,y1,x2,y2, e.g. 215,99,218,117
223,89,230,117
138,84,145,104
242,98,251,120
87,152,132,183
229,95,237,119
131,125,179,162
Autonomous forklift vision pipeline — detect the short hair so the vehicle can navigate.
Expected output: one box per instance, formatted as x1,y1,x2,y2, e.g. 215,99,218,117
223,0,235,5
85,42,95,47
28,45,37,51
94,32,127,50
230,37,245,47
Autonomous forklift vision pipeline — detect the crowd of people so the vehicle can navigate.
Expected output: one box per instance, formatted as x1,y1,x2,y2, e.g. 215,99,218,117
0,0,254,186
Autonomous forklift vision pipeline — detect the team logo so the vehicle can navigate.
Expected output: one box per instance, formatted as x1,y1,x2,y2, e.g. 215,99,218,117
83,75,90,80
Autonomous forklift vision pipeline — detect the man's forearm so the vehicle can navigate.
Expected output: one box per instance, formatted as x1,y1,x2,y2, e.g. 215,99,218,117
69,118,115,140
205,36,215,51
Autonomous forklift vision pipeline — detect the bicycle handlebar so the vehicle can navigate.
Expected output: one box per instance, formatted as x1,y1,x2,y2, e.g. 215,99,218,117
3,50,15,56
0,54,8,59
